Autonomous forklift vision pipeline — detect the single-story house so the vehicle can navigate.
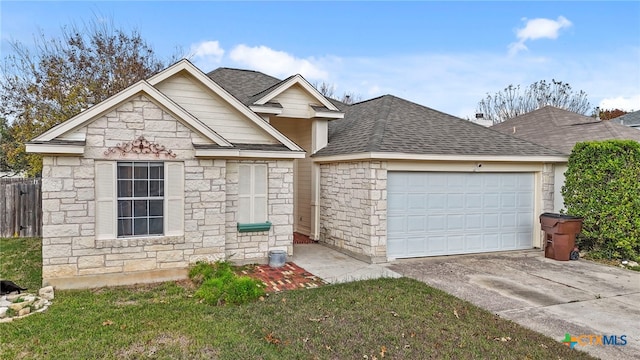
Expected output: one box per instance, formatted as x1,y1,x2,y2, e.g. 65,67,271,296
491,106,640,212
612,110,640,129
27,60,567,289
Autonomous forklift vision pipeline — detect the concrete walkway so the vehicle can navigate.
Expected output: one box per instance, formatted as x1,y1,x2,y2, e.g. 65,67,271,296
388,250,640,360
291,243,400,284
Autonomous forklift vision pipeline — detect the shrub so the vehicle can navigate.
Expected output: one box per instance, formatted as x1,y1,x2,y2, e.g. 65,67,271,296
562,140,640,260
189,261,265,306
188,260,234,286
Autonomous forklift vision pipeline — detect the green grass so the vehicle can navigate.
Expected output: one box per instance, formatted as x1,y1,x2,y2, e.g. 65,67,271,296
0,238,596,359
0,237,42,290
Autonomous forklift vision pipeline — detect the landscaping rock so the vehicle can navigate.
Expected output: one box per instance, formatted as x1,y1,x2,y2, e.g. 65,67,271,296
6,294,22,301
39,286,55,300
628,261,639,267
9,301,30,312
18,307,31,316
0,290,53,322
33,298,47,310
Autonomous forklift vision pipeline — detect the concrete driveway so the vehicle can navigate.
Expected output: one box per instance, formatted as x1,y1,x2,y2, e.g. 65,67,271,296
387,250,640,360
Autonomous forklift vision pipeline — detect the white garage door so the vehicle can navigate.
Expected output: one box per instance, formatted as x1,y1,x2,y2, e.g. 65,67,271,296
387,172,534,258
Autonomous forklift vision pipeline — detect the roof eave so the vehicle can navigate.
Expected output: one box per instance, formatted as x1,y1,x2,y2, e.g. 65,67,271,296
312,152,568,163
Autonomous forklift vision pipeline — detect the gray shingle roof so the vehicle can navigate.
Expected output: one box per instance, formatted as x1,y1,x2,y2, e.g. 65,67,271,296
491,106,640,155
314,95,562,157
207,68,282,105
613,110,640,127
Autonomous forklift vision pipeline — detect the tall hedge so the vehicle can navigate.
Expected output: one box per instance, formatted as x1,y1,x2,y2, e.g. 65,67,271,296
562,140,640,259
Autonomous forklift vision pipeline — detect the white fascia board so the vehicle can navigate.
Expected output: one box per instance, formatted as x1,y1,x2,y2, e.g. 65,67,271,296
312,109,345,119
249,105,283,115
26,143,84,155
312,152,569,163
33,80,232,147
147,60,303,152
254,75,339,111
195,149,306,159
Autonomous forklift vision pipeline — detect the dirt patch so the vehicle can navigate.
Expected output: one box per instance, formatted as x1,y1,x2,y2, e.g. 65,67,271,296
115,333,218,359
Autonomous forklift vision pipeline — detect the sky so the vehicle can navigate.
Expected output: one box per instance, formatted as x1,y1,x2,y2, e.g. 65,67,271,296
1,1,639,120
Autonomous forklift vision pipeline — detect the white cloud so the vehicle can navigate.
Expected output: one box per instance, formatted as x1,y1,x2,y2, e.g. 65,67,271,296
599,95,640,112
509,16,572,56
189,41,225,71
228,44,328,80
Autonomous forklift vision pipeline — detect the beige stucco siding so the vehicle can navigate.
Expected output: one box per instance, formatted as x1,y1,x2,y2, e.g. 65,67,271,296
155,73,278,144
272,84,320,119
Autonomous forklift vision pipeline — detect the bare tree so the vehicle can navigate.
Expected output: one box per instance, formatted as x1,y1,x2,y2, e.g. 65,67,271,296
0,16,178,176
476,80,591,125
312,81,362,105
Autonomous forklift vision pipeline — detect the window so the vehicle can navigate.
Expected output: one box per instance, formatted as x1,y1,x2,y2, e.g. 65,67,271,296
238,164,267,223
116,162,164,237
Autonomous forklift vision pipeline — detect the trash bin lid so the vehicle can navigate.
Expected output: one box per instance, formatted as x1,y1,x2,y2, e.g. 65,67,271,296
540,212,583,220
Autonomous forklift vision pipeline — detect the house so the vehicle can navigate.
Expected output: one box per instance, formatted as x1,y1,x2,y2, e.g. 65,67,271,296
612,110,640,129
491,106,640,212
27,60,566,289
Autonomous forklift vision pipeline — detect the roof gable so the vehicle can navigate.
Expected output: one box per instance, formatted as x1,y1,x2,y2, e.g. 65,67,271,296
147,60,303,151
32,80,231,147
153,72,280,144
252,74,340,112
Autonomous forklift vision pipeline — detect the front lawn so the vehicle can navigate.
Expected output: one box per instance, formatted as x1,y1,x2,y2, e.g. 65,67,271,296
0,237,595,359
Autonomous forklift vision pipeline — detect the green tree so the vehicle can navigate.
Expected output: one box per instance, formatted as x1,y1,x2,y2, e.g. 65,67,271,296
0,17,178,176
476,79,592,125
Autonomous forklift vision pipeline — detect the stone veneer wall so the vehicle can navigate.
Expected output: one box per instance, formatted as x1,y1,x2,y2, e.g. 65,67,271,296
542,164,555,213
319,161,387,263
539,163,556,247
225,160,294,264
41,95,227,289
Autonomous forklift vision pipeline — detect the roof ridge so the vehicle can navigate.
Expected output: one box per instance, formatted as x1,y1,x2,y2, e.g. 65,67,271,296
366,96,394,152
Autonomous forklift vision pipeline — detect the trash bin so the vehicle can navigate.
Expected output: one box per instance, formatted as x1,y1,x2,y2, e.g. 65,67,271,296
539,213,583,261
268,250,287,268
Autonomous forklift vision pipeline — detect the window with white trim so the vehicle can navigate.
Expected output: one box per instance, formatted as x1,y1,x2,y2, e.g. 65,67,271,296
238,164,268,223
117,162,164,237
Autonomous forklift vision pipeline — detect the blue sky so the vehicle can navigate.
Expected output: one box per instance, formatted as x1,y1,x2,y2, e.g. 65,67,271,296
2,1,639,119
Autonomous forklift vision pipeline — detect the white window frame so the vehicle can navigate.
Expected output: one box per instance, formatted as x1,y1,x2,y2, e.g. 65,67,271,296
116,162,165,238
238,164,268,223
95,161,184,240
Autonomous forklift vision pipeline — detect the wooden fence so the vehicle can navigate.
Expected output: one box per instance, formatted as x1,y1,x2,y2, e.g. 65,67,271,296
0,178,42,238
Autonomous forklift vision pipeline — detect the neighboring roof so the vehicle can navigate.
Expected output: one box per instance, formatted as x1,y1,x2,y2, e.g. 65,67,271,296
613,110,640,127
314,95,562,157
491,106,640,154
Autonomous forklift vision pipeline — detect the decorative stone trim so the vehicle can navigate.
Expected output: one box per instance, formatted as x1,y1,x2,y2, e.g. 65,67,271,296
96,235,185,249
104,135,177,158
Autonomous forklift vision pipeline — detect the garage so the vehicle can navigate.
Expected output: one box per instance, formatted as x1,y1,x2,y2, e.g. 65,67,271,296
387,172,535,258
